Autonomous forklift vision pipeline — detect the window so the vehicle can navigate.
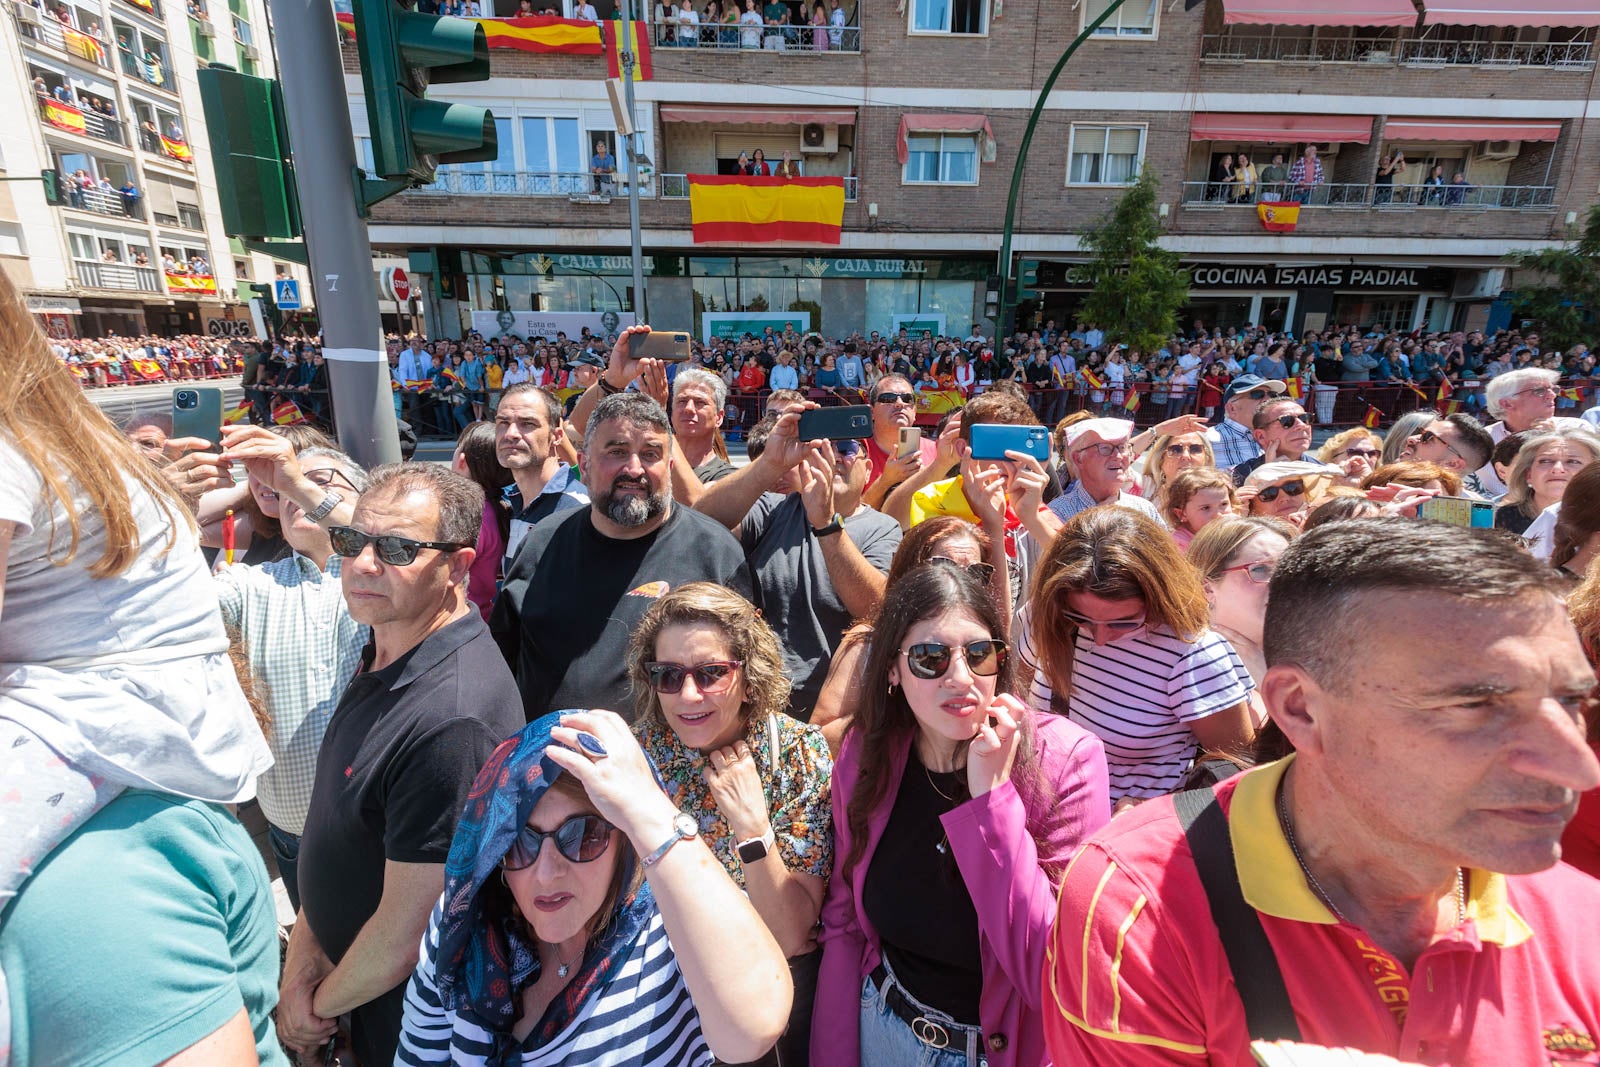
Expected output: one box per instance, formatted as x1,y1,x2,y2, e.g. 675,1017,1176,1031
1083,0,1156,38
177,201,203,229
910,0,986,35
234,257,251,279
1068,124,1144,185
903,133,978,185
232,15,252,44
0,224,24,258
445,115,516,191
521,116,583,192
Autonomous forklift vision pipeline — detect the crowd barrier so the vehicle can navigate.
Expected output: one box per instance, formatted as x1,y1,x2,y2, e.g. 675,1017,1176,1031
69,355,244,387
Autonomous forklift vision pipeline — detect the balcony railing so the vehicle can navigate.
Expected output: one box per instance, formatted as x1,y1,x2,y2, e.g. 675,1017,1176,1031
12,6,114,67
74,259,162,291
1179,180,1556,210
648,21,860,52
36,95,128,146
1201,32,1595,69
1399,38,1594,69
119,49,175,89
1200,34,1399,64
64,186,143,218
406,170,631,196
659,173,858,200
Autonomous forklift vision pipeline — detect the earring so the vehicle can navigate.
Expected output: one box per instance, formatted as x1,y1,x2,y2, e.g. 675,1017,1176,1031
499,867,509,888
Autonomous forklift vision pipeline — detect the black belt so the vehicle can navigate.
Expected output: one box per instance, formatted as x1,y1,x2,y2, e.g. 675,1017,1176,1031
868,963,977,1051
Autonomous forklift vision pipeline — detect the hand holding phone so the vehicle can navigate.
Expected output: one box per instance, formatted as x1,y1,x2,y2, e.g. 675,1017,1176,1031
628,330,692,362
171,386,224,450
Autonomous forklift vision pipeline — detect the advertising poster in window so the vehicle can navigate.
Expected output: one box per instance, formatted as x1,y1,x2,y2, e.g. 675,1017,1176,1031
701,311,810,344
891,313,945,338
470,310,637,344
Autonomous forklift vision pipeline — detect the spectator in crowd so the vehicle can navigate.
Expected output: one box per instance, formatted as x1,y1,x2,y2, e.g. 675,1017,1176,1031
861,374,940,509
1048,418,1163,524
590,138,615,194
122,410,173,459
1186,515,1294,687
283,465,523,1067
1561,560,1600,879
630,584,833,1064
673,368,737,483
1231,397,1317,485
394,710,793,1065
1045,519,1600,1064
1141,426,1214,511
814,562,1110,1067
1287,144,1324,203
494,382,589,567
1480,367,1590,494
1547,461,1600,580
1495,427,1600,537
1316,426,1383,485
1205,374,1285,469
1241,460,1327,529
739,0,763,46
1163,466,1238,549
451,421,513,621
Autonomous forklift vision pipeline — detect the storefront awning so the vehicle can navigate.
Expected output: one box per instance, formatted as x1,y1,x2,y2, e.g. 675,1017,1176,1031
896,113,997,165
1190,113,1374,144
1384,117,1563,141
659,106,857,126
1421,0,1600,26
1221,0,1418,27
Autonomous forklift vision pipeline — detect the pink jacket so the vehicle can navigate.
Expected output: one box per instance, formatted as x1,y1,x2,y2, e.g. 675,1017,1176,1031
813,712,1110,1067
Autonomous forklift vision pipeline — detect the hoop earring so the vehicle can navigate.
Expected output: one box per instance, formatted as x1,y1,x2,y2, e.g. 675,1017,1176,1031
499,867,509,888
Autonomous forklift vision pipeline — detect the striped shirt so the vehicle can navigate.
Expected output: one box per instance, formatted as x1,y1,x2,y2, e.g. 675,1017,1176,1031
396,898,712,1067
1017,610,1253,802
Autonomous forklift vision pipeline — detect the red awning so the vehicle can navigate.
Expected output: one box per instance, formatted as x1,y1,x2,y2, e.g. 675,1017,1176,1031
659,106,857,125
1384,117,1563,141
896,113,997,165
1221,0,1418,27
1189,113,1374,144
1421,0,1600,26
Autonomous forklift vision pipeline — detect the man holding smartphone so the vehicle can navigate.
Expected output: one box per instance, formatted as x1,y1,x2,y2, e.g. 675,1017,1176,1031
860,374,938,510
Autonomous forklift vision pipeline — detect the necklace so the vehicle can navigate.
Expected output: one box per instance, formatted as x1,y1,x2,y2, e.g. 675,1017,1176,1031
924,763,959,855
1276,779,1465,927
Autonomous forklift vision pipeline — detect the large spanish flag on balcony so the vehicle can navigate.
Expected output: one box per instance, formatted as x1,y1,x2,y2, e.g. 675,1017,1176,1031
601,18,652,80
43,100,87,135
166,271,218,294
687,175,845,245
64,28,106,63
161,136,193,162
476,16,604,54
1257,200,1300,232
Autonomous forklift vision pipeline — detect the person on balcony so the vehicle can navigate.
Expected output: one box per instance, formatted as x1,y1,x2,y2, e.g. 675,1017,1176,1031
119,179,139,218
575,0,597,16
1257,152,1287,199
1209,153,1233,202
1230,152,1257,204
52,82,75,105
591,139,616,195
1422,163,1447,205
166,118,184,142
828,0,845,47
1374,148,1405,205
739,0,762,46
749,148,771,176
774,149,800,179
762,0,786,49
1287,144,1325,204
1445,171,1474,207
675,0,699,44
810,0,826,49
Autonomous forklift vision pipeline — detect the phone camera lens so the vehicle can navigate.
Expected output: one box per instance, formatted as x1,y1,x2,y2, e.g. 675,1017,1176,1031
175,390,197,410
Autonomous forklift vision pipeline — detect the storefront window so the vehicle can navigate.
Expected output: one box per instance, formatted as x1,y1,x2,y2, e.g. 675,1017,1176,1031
866,278,976,338
1331,294,1417,334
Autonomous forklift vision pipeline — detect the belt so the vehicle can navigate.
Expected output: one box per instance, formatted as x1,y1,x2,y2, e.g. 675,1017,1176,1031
869,963,976,1051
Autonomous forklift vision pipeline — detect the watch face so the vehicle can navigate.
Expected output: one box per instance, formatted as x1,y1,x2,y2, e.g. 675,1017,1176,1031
674,813,699,839
737,838,769,863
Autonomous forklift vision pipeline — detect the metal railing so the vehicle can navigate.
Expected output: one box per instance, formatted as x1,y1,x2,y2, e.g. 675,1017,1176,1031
12,6,114,66
648,21,860,52
73,259,162,291
119,49,174,89
35,95,128,145
659,172,858,200
406,170,624,196
64,186,143,218
1400,37,1594,68
1200,34,1400,64
1179,180,1556,210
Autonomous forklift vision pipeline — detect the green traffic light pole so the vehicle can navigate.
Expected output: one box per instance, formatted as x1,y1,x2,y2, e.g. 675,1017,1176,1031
994,0,1126,339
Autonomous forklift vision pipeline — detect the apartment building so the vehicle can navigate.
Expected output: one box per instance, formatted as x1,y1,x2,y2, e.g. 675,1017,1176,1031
350,0,1600,341
0,0,311,339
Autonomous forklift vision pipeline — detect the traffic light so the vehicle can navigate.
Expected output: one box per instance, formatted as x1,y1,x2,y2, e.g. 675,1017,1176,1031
352,0,496,185
39,169,62,206
197,64,303,239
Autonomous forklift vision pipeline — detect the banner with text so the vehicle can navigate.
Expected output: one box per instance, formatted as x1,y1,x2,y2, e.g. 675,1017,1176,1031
891,314,946,338
702,311,811,345
470,310,636,344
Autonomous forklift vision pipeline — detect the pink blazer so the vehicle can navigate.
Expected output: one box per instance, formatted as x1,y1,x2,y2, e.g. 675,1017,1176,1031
813,712,1110,1067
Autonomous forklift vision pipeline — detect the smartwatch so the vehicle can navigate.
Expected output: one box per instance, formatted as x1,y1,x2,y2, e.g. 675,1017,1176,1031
736,827,776,866
811,513,844,538
643,813,699,868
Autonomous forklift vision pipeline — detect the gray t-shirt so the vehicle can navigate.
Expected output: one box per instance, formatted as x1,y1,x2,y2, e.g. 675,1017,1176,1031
741,493,901,718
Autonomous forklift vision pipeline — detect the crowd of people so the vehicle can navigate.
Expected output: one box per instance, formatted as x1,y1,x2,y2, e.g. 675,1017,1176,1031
5,255,1600,1067
1206,145,1481,206
48,332,245,386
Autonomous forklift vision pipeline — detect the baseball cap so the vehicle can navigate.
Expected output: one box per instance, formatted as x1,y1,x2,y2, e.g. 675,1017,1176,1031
1223,374,1287,403
1245,460,1339,489
569,350,606,369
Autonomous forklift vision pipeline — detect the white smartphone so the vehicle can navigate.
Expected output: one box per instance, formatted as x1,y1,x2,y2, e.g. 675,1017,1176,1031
897,426,922,458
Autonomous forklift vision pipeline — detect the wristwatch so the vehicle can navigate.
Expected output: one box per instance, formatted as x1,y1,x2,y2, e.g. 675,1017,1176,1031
811,512,844,538
736,827,776,866
643,813,699,868
306,490,343,523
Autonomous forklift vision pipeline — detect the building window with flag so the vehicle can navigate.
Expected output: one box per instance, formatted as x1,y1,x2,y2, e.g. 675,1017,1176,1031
1067,124,1145,185
903,132,978,185
1082,0,1156,37
909,0,986,35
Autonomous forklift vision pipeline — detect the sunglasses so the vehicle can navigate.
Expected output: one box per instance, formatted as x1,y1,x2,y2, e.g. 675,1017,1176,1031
1164,443,1207,458
898,640,1008,680
1242,389,1271,400
1062,609,1145,634
1221,560,1275,584
328,526,472,565
1337,448,1381,461
874,392,917,405
503,813,615,870
1272,413,1310,429
645,660,742,695
834,439,863,459
1255,479,1306,503
1415,430,1464,460
928,556,996,582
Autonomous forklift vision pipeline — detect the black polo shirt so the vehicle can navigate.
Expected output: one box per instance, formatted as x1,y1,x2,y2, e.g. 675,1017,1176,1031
298,610,523,1067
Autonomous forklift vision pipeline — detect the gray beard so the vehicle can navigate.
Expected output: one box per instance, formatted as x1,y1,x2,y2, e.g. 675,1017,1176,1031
600,487,668,528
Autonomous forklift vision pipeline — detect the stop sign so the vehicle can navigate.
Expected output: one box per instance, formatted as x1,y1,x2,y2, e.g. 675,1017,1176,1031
385,267,411,303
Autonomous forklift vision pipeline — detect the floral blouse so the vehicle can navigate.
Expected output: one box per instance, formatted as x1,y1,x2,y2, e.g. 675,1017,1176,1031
635,713,834,888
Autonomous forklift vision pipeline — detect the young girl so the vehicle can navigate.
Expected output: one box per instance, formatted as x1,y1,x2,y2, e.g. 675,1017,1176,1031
1164,466,1238,549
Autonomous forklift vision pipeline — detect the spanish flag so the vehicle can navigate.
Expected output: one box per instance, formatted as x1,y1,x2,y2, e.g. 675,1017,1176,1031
336,9,354,37
1080,367,1105,390
1440,399,1462,415
1562,386,1584,403
601,18,652,80
1122,389,1142,414
161,136,193,162
223,401,252,425
42,99,86,135
1362,405,1383,429
478,16,603,54
440,369,464,387
64,28,105,64
165,271,218,294
123,0,155,12
1258,200,1300,233
130,358,164,379
687,175,844,245
1436,378,1454,402
1285,377,1303,400
1406,382,1430,403
272,400,307,426
404,378,435,391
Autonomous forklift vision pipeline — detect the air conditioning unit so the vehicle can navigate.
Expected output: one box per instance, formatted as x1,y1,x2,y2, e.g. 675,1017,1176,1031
196,18,215,35
240,41,259,58
1315,141,1341,159
800,123,838,154
17,5,42,25
1480,139,1520,160
1452,267,1506,301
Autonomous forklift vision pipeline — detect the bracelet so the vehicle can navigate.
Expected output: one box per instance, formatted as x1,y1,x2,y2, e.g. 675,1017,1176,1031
598,375,623,396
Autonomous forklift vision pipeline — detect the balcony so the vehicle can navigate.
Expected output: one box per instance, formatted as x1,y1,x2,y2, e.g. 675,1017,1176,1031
12,5,113,67
1201,31,1595,69
648,21,860,52
1399,37,1594,69
64,185,144,219
118,49,175,90
407,171,633,197
1178,181,1556,210
74,259,162,291
658,173,858,201
1200,33,1400,64
37,95,128,146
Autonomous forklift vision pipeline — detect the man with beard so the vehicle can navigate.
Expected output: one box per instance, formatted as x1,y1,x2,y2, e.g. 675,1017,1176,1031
491,392,751,722
494,382,589,565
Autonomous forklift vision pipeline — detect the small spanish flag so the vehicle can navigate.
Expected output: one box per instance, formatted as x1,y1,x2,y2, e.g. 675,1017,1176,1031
1080,368,1105,390
441,369,464,386
1436,378,1454,402
1441,399,1462,415
687,175,844,245
601,17,653,80
404,378,435,391
223,401,251,425
335,9,354,37
1406,382,1430,403
478,16,604,54
1123,389,1142,414
1257,200,1300,232
272,400,307,426
1285,377,1303,400
1362,405,1383,429
1562,386,1584,403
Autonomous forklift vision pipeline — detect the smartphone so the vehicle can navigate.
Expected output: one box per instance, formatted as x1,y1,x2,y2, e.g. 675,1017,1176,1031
629,330,692,362
969,423,1050,462
796,405,873,441
897,426,922,458
1418,496,1495,528
171,386,224,449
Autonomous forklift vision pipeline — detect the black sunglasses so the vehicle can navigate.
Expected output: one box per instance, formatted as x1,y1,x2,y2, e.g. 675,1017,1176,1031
1417,429,1464,460
1256,479,1307,502
503,814,615,870
644,660,742,695
1273,413,1310,429
928,556,996,582
874,391,916,405
898,639,1007,680
328,525,473,566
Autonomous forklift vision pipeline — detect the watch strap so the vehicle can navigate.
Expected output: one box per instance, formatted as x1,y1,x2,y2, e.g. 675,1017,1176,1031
598,374,624,395
736,827,776,865
307,490,343,523
812,513,844,537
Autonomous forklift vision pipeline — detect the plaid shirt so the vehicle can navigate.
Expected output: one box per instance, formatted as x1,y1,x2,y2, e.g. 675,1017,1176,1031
1287,156,1325,187
213,553,367,835
1205,418,1262,470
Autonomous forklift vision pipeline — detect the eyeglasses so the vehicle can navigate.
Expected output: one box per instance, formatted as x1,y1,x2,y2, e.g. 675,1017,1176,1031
644,660,742,695
1513,386,1559,400
1061,609,1146,635
503,814,615,870
873,392,916,405
834,439,863,459
1073,442,1135,460
1243,389,1271,401
1415,430,1464,461
1164,443,1208,458
1255,479,1306,503
1337,448,1381,461
304,468,358,492
928,556,996,582
1272,413,1310,429
328,526,472,565
1221,560,1275,584
897,640,1008,680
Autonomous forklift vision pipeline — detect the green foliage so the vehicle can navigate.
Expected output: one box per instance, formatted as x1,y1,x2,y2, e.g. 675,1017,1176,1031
1506,206,1600,350
1077,169,1189,355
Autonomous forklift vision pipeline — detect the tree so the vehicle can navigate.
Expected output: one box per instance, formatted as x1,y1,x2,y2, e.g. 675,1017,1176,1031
1077,169,1189,355
1506,205,1600,350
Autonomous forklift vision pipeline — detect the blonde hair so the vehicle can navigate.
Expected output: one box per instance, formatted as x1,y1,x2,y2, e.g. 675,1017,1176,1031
1317,427,1381,464
1146,432,1216,508
1359,460,1462,496
0,272,192,577
1500,428,1600,520
1164,467,1237,528
1185,517,1294,583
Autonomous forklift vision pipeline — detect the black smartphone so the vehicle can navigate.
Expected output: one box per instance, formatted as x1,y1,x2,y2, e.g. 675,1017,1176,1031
171,386,224,449
797,405,873,441
629,331,692,362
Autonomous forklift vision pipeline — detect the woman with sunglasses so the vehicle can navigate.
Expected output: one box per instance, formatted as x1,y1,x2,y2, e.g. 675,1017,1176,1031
1241,460,1329,528
395,710,792,1065
1185,517,1295,688
1317,426,1383,485
1140,427,1215,511
814,563,1108,1067
1020,506,1254,805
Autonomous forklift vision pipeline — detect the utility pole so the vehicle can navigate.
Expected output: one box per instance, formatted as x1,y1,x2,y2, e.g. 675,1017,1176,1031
616,0,648,322
268,0,401,468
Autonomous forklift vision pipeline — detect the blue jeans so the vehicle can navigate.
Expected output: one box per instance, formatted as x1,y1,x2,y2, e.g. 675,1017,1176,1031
268,823,302,913
858,958,985,1067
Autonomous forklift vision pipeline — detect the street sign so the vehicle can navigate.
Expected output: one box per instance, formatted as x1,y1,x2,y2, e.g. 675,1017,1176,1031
274,278,301,309
384,266,411,303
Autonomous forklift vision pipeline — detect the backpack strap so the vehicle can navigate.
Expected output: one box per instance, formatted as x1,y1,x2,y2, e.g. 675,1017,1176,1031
1172,787,1302,1043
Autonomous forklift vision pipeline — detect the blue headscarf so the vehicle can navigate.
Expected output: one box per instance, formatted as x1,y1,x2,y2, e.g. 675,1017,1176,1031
432,712,655,1046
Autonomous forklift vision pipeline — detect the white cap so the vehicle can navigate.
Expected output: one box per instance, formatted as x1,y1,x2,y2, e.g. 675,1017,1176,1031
1063,418,1135,450
1245,460,1340,488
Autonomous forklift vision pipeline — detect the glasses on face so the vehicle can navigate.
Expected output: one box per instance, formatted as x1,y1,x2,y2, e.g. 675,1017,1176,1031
304,468,358,492
834,439,863,460
1221,560,1275,584
897,640,1008,680
644,660,742,695
1255,479,1306,503
328,526,472,566
874,392,916,406
1337,448,1381,462
1415,430,1464,461
1515,386,1559,400
1164,443,1207,458
1245,389,1271,401
1273,413,1310,429
928,556,996,582
503,813,615,870
1074,442,1134,460
1061,609,1146,635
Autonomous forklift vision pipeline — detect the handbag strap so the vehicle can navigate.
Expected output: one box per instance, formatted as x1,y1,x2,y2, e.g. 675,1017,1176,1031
765,712,779,778
1172,787,1302,1043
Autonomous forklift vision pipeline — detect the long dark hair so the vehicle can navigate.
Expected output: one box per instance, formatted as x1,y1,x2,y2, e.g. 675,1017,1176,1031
455,420,512,543
843,564,1065,883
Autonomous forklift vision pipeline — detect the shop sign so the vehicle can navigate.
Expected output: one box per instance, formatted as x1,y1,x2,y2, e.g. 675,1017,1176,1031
1032,259,1451,292
201,307,258,339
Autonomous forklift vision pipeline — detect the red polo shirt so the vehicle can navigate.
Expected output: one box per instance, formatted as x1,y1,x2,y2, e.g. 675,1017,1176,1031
1044,757,1600,1065
865,434,939,488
